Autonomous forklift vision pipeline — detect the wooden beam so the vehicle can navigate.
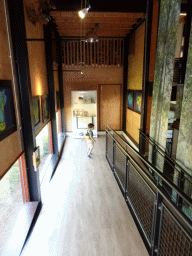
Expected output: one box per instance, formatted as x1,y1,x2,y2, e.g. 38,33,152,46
50,11,146,19
55,23,135,29
53,17,141,23
57,31,130,37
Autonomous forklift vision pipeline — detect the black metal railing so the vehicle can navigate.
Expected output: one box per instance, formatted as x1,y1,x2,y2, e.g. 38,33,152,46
139,129,192,217
106,126,192,256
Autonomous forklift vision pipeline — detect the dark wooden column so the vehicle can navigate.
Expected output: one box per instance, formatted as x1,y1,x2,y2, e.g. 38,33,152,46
139,0,153,154
7,0,41,201
44,24,59,155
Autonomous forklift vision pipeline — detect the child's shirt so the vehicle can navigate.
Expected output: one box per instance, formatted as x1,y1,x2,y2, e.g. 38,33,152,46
85,130,93,140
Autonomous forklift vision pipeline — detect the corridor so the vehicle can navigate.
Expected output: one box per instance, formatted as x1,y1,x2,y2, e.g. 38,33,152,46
21,135,149,256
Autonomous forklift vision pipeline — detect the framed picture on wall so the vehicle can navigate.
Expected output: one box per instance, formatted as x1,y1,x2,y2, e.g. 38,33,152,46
127,91,134,110
134,91,142,113
41,95,50,123
127,90,142,114
32,96,41,128
0,80,17,142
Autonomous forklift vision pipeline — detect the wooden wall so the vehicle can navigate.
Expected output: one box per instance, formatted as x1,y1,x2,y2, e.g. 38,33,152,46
126,22,145,145
0,0,22,179
127,22,145,90
63,67,123,132
24,0,50,135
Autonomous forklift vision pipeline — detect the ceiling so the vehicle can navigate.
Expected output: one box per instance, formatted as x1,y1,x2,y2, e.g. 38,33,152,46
50,0,147,38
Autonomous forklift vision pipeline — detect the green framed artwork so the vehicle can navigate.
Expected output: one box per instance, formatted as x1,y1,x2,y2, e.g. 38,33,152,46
42,95,50,123
128,91,134,110
32,96,41,128
127,90,142,114
134,91,142,113
0,80,17,142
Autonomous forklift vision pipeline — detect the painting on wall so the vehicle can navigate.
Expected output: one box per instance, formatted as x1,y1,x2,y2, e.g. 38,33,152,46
32,96,40,128
127,90,142,114
42,95,50,123
0,80,17,142
134,91,142,113
128,91,134,110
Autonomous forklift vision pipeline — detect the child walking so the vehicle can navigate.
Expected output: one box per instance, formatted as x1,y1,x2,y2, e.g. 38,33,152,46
83,123,96,158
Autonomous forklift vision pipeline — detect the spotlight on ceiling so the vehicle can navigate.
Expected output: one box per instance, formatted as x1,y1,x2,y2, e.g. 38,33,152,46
78,5,91,19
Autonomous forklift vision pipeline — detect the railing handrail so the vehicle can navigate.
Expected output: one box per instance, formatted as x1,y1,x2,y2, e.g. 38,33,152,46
139,129,191,179
106,125,192,208
107,130,192,233
106,128,192,233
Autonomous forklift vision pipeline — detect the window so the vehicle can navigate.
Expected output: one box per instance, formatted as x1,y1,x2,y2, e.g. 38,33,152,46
0,161,23,254
36,123,52,183
56,110,63,150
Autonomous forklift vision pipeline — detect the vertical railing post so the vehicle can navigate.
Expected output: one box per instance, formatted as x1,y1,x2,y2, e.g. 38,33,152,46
151,192,164,256
113,139,116,173
124,156,130,199
152,144,157,167
177,171,184,209
139,130,146,156
106,130,108,158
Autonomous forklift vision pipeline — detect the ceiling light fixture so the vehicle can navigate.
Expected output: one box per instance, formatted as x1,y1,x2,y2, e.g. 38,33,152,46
78,5,91,19
84,29,99,43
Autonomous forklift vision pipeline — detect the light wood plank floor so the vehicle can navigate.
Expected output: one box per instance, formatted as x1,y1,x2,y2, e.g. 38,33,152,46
21,136,149,256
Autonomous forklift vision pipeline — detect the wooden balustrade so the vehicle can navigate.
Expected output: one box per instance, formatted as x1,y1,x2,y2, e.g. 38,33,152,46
62,38,124,68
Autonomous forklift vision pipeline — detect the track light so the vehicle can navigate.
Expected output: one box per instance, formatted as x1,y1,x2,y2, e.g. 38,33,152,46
78,5,90,19
84,30,98,43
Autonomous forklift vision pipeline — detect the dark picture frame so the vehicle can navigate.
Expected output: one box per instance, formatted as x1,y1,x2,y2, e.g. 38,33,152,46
0,80,17,142
134,91,142,113
32,96,41,129
127,90,142,114
41,94,50,123
127,91,134,110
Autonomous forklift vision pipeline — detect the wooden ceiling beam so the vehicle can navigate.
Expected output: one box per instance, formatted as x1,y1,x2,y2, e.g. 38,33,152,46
50,11,145,38
57,28,131,33
53,17,140,23
55,23,135,29
50,11,145,19
57,31,131,37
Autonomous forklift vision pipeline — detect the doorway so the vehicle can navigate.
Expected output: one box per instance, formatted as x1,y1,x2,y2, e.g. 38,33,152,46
71,90,97,138
99,84,122,131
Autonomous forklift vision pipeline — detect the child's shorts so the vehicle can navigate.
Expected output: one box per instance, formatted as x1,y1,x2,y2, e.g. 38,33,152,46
87,140,94,150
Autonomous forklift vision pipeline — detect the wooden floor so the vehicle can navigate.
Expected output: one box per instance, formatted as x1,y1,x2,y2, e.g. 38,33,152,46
21,136,149,256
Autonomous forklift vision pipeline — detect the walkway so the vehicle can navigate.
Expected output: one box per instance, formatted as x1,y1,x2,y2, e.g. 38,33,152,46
21,135,149,256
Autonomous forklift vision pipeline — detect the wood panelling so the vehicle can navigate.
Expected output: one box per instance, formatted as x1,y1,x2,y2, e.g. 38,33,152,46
0,132,23,179
0,0,22,179
50,11,145,38
24,0,49,136
126,109,141,144
23,0,44,40
63,67,123,131
100,84,122,131
27,41,48,96
127,22,145,90
125,22,145,146
0,0,12,79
